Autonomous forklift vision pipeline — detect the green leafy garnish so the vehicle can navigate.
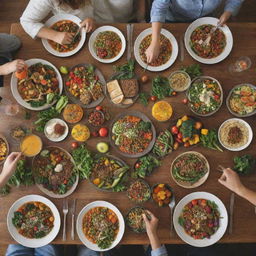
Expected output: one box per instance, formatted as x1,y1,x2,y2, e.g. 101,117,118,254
233,154,256,175
151,76,173,99
180,64,202,80
112,60,135,80
200,129,223,152
138,92,149,106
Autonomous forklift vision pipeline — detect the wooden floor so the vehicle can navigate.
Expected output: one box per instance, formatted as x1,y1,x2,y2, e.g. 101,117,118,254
0,0,255,256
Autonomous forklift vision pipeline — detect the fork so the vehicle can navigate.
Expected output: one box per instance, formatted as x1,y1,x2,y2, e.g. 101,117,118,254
168,193,176,237
217,164,226,172
62,198,68,241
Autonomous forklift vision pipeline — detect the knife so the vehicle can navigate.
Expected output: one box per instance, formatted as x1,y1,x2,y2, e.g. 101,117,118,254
179,35,185,62
229,192,235,234
126,24,131,61
71,198,77,240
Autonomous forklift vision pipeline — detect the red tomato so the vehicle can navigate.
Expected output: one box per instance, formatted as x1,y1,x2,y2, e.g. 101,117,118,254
171,126,179,135
191,199,198,206
99,127,108,137
214,95,220,100
66,81,71,87
175,138,183,144
135,162,140,169
177,132,183,139
171,91,177,96
63,179,68,185
184,142,190,148
150,96,157,102
55,156,62,163
71,142,79,149
70,72,75,78
34,226,38,231
96,106,103,111
182,98,188,104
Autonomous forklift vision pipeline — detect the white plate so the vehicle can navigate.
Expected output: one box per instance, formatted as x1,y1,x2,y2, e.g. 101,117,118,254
218,118,253,151
11,58,63,111
44,118,69,142
184,17,233,64
88,26,126,63
173,192,228,247
42,14,86,57
134,28,178,72
76,201,125,251
7,195,61,248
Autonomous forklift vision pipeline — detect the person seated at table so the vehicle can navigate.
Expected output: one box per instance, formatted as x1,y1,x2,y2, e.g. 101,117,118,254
0,152,21,189
20,0,147,46
218,168,256,206
0,34,26,87
146,0,244,63
77,210,168,256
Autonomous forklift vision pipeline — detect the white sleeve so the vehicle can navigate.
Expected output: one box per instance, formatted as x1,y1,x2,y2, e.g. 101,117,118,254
20,0,53,39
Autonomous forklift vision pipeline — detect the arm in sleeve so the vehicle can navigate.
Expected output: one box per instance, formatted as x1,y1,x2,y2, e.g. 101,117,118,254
151,245,168,256
224,0,244,16
20,0,52,39
150,0,171,23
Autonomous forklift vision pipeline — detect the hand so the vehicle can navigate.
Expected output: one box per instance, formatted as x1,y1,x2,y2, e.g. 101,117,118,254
143,210,159,236
1,59,26,75
54,32,74,45
145,41,160,64
1,152,22,180
80,18,95,33
218,168,244,195
218,11,232,26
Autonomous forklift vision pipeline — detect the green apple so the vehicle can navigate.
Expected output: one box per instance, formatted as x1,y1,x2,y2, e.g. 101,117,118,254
59,66,69,75
96,142,109,153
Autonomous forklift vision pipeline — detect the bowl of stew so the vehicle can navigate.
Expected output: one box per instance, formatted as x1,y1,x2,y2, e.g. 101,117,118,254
42,14,86,57
7,194,60,248
184,17,233,64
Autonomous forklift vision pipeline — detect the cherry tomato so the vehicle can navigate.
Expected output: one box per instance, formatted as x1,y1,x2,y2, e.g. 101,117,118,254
214,95,220,100
135,162,140,169
71,142,79,149
184,142,190,148
141,75,149,83
99,127,108,137
191,199,198,206
63,179,68,185
177,132,183,139
175,138,183,144
96,105,103,111
55,156,62,163
65,81,71,87
34,226,38,231
150,96,157,102
182,98,188,104
171,126,179,135
171,91,177,96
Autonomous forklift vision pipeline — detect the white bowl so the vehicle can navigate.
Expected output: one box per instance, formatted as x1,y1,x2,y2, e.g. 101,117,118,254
88,26,126,63
42,14,86,57
44,118,69,142
11,58,63,111
173,192,228,247
134,28,178,72
184,17,233,64
218,118,253,151
76,201,125,251
7,195,61,248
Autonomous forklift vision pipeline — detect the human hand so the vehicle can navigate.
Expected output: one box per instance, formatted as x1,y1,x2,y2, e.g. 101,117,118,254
54,32,74,45
2,59,26,75
142,210,159,237
80,18,95,33
145,41,160,64
2,152,22,180
218,168,244,195
218,11,232,26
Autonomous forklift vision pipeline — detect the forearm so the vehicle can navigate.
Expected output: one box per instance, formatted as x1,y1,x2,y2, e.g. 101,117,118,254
0,63,13,76
238,186,256,206
148,231,161,251
36,27,59,41
151,22,162,44
0,172,10,189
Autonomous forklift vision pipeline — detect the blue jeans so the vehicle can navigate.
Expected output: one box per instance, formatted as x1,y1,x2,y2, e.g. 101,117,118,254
6,244,59,256
77,246,112,256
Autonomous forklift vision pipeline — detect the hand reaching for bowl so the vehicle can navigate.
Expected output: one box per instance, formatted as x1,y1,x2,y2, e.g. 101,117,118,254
145,41,160,64
54,31,74,45
218,11,232,26
80,18,95,33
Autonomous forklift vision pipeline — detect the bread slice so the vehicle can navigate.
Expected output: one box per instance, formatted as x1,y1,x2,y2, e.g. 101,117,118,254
122,98,133,105
110,88,123,99
112,95,124,104
107,80,120,93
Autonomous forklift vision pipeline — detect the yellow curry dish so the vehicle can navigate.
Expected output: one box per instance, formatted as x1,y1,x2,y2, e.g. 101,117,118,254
20,134,42,157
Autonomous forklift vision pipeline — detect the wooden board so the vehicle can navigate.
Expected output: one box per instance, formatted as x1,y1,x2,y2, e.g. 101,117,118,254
0,22,256,245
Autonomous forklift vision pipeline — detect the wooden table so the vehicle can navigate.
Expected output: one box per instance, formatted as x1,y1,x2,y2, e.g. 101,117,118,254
1,22,256,245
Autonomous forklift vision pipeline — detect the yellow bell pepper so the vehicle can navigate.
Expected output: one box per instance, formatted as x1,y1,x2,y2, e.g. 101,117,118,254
201,129,209,135
181,115,189,121
176,119,183,127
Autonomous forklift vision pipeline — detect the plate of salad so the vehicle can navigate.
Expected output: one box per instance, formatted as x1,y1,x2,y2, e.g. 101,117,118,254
42,14,86,57
7,194,60,248
89,154,129,192
184,17,233,64
77,200,125,251
173,192,228,247
11,59,63,111
127,179,151,203
32,146,79,198
187,76,223,116
65,64,106,108
110,111,156,158
226,84,256,117
170,151,210,188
